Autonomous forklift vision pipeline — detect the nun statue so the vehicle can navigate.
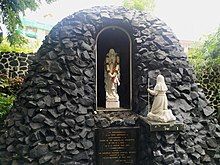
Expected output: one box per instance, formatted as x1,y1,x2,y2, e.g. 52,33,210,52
147,74,176,122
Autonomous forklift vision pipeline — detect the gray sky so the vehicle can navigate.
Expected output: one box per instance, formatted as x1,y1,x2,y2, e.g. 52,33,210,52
26,0,220,41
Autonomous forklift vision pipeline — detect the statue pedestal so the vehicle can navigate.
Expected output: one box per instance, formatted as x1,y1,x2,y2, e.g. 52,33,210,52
106,98,120,108
139,116,184,132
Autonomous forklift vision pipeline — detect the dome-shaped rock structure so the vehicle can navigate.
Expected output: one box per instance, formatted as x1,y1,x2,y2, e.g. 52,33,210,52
0,6,219,165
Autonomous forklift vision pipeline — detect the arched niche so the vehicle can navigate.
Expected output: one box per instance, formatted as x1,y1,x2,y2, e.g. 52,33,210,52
96,26,132,110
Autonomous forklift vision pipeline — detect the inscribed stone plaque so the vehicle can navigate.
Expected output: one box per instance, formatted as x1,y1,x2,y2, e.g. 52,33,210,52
95,127,139,165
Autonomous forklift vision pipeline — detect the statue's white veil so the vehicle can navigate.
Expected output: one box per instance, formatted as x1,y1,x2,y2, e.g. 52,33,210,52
154,74,168,91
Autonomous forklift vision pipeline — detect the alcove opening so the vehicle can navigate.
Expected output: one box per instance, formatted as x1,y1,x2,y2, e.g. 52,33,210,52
96,27,131,110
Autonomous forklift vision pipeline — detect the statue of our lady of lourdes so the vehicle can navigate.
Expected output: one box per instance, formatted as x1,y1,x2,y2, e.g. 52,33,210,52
105,49,120,108
147,74,176,122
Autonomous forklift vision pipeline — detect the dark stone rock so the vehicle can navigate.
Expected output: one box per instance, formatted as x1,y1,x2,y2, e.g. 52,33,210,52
111,118,124,126
153,150,162,157
206,148,216,157
79,97,93,107
175,144,185,154
190,91,199,100
49,61,63,73
191,83,198,91
202,155,211,162
49,141,59,151
73,151,89,161
172,88,181,98
57,104,66,113
75,115,85,123
66,101,77,112
39,153,53,164
81,140,93,149
86,118,95,127
161,145,174,153
206,137,218,148
37,100,46,108
19,125,30,135
186,147,195,153
194,123,203,131
30,122,44,130
48,51,57,60
54,96,61,103
155,51,166,60
32,114,46,122
65,119,76,128
195,145,205,155
198,91,206,99
87,132,94,139
175,99,193,112
44,118,54,126
124,118,136,126
76,142,84,149
67,141,76,150
61,94,68,102
26,101,37,108
181,93,192,103
198,98,208,108
178,85,190,94
167,93,176,100
203,106,215,117
48,109,60,118
165,133,177,144
191,152,200,160
44,95,53,107
164,155,175,164
84,68,94,78
16,144,29,155
99,118,110,128
79,128,89,138
30,144,49,158
7,145,15,152
77,105,87,114
69,65,82,75
81,51,90,60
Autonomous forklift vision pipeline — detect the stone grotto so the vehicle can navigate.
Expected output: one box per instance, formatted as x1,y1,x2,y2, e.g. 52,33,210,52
0,6,219,165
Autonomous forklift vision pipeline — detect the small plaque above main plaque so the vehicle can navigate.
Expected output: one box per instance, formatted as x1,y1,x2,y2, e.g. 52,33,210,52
95,127,139,165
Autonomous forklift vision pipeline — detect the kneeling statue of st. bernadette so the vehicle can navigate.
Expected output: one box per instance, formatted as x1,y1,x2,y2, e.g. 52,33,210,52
147,74,176,122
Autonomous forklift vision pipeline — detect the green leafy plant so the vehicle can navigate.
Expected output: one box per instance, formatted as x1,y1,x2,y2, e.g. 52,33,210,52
0,93,15,121
189,27,220,121
0,0,57,45
189,26,220,71
0,74,23,122
0,74,24,95
0,38,40,53
123,0,155,12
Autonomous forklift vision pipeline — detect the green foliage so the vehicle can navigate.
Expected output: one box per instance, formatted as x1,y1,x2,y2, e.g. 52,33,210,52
0,93,15,120
0,74,24,95
0,38,39,53
123,0,155,11
0,0,56,45
0,74,23,121
188,27,220,72
189,27,220,119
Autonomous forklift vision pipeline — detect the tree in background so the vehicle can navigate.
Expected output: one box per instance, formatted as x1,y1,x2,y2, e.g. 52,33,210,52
189,27,220,120
123,0,155,12
0,0,56,45
189,27,220,71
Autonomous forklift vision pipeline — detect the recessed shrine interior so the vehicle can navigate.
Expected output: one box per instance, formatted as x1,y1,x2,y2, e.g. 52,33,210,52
97,27,131,110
